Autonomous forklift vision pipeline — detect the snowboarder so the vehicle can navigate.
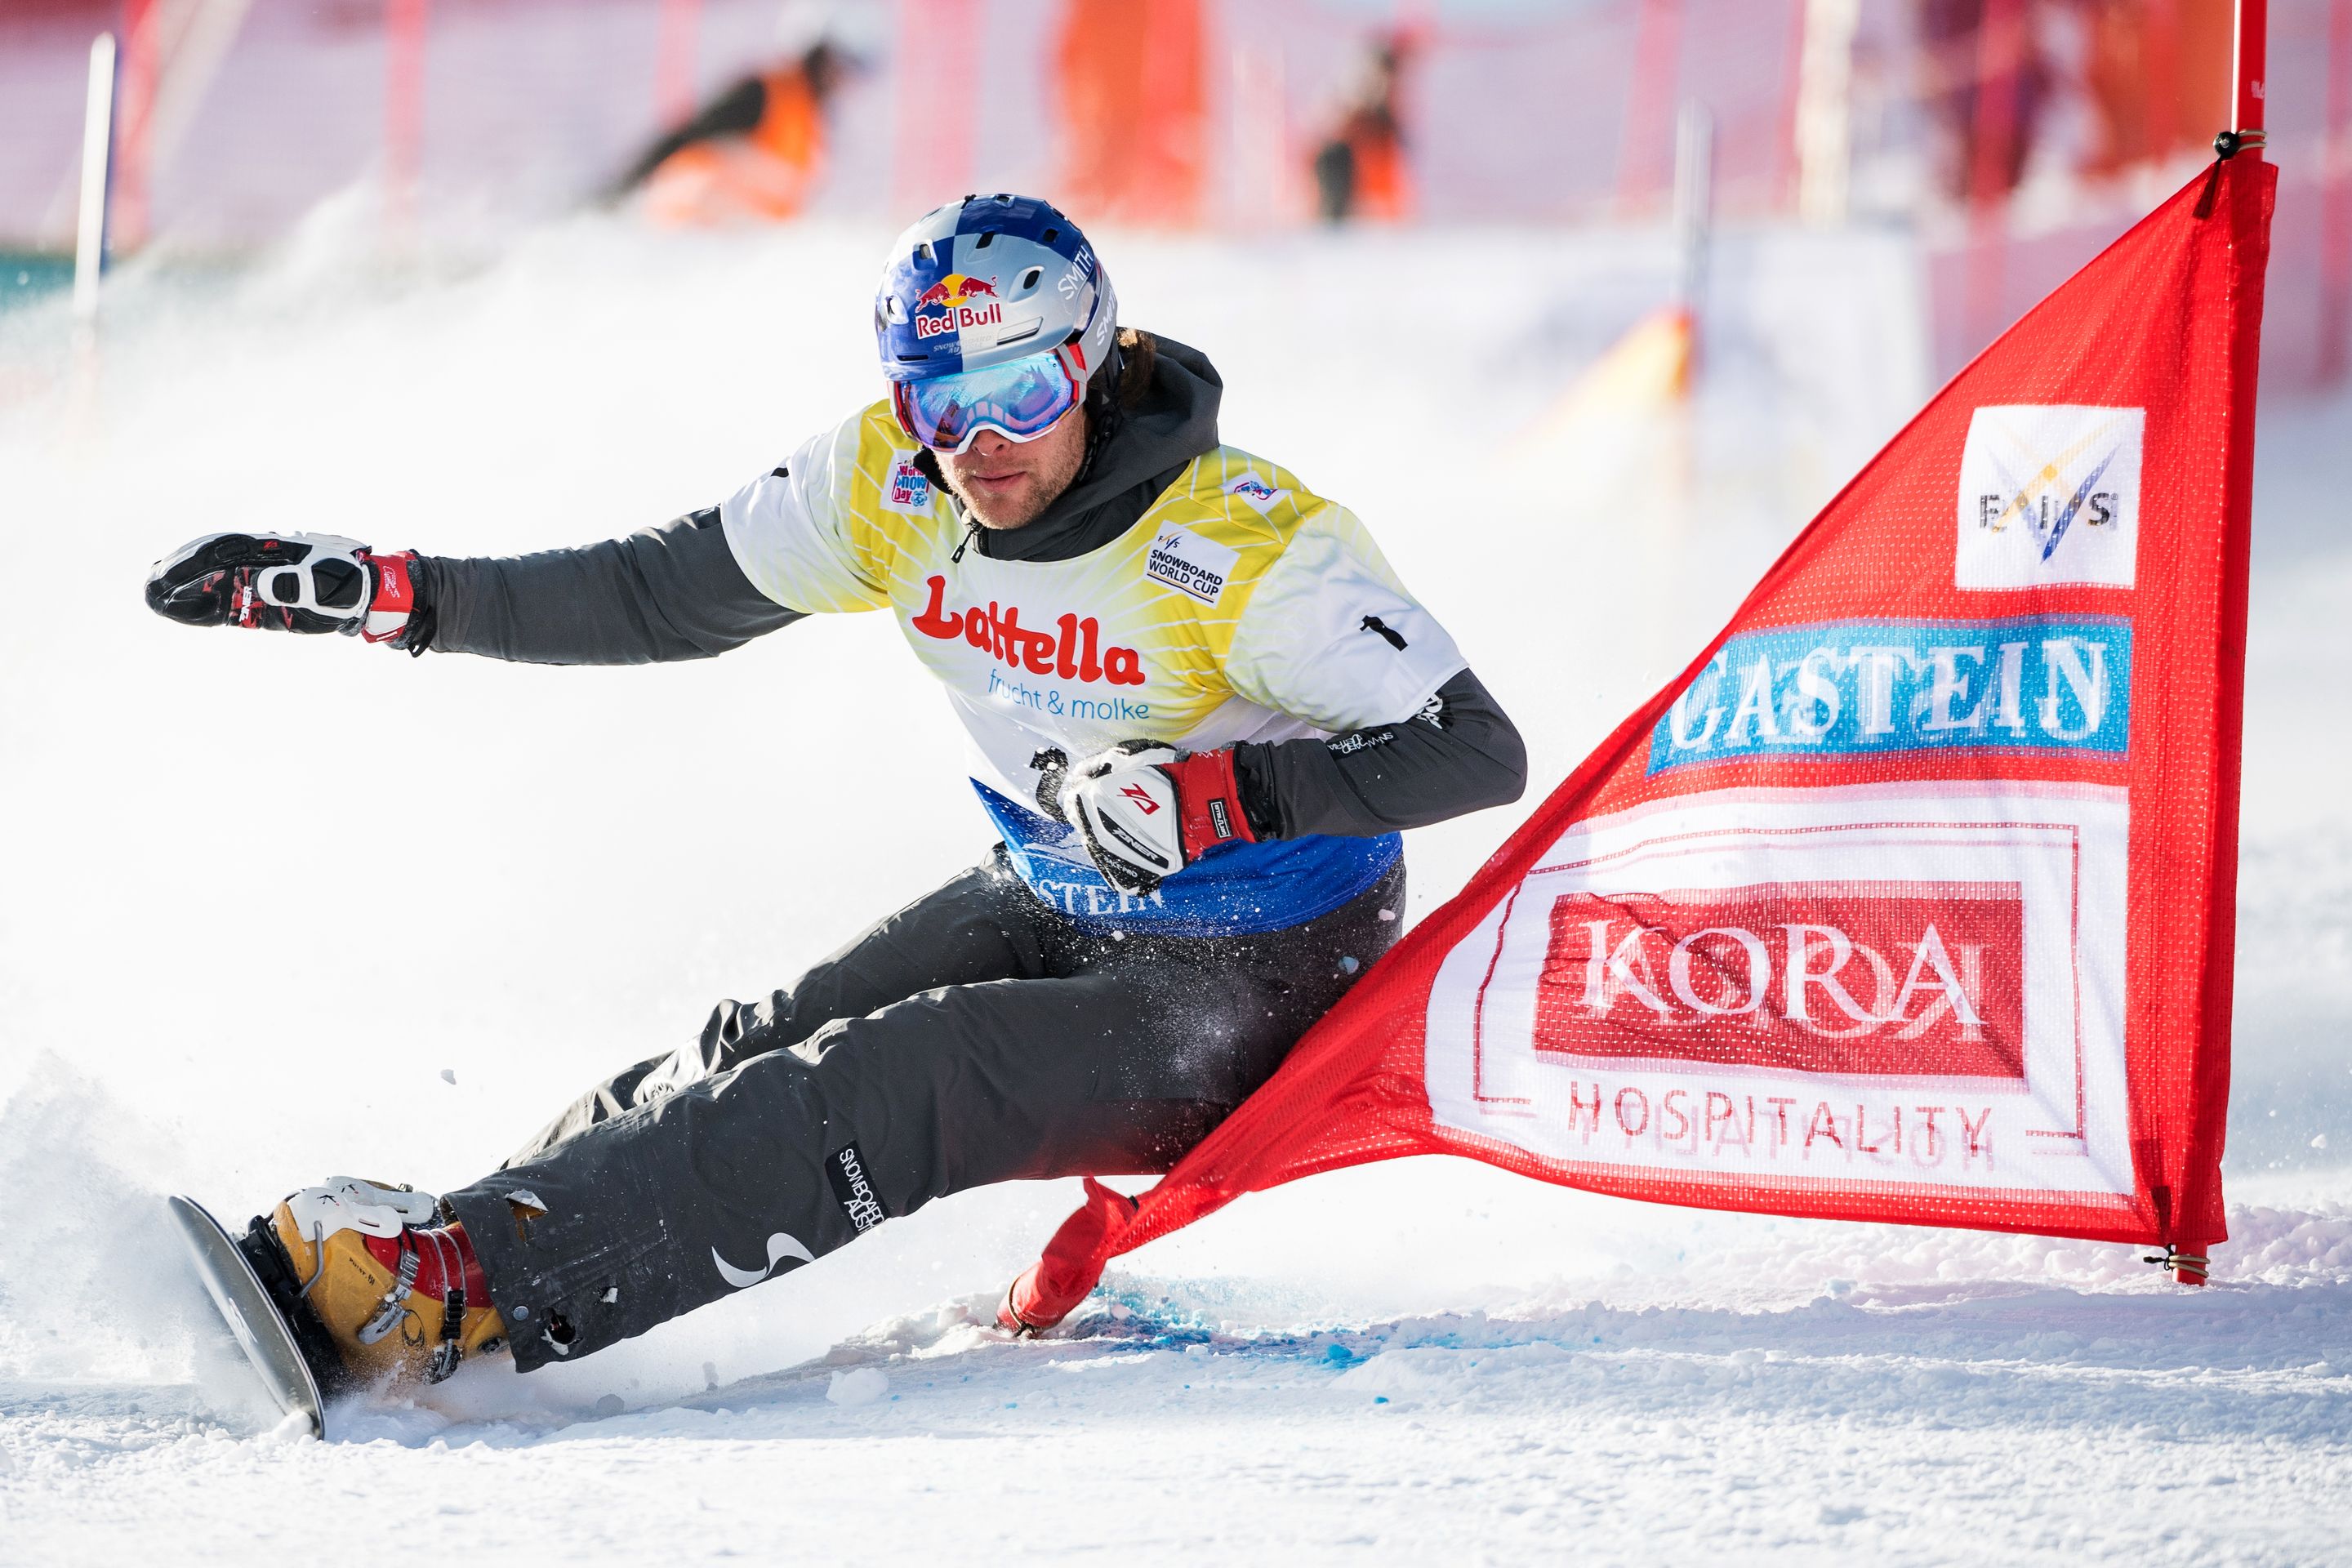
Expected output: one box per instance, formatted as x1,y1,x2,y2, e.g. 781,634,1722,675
144,194,1526,1395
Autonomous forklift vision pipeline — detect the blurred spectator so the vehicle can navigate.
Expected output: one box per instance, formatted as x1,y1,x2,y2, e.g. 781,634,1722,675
2066,0,2233,177
1917,0,2052,203
609,37,844,225
1311,33,1416,225
1054,0,1206,226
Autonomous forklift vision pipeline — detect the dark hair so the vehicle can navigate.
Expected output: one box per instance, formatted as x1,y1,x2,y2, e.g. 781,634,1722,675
1088,327,1156,418
1070,327,1154,482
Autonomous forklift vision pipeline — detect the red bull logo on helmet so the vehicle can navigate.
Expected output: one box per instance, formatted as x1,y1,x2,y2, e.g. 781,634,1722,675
913,274,1003,340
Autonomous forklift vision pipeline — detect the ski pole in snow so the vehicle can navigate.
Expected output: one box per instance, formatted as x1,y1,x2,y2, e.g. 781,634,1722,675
1670,98,1713,370
71,32,117,323
1793,0,1858,226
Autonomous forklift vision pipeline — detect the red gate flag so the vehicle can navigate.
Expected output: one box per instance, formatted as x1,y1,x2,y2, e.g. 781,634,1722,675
1018,153,2276,1316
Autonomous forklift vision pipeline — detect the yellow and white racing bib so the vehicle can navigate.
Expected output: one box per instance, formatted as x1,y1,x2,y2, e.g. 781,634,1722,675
720,402,1465,933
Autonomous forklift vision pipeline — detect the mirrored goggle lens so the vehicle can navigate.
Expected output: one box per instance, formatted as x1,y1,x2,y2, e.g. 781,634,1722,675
898,353,1080,452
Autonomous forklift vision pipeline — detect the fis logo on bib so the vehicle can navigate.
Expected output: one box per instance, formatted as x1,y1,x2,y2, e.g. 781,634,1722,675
1226,473,1287,515
1955,404,2143,589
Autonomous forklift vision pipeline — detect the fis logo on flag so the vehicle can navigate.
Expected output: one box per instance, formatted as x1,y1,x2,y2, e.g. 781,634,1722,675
1955,405,2144,589
1650,616,2131,773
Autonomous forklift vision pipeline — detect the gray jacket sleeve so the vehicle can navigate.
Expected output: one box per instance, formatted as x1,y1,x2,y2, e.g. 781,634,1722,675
416,506,800,665
1232,667,1528,840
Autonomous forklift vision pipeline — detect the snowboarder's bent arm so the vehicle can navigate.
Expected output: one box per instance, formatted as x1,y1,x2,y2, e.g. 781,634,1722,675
1233,666,1526,840
416,506,803,665
1035,667,1525,899
1210,504,1521,839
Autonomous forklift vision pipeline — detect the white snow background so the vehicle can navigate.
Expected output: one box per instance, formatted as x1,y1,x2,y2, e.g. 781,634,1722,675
0,206,2347,1564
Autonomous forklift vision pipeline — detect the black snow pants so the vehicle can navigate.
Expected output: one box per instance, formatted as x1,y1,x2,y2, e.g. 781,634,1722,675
443,850,1404,1370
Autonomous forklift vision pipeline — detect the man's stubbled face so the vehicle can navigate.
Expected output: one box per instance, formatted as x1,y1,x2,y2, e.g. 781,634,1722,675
938,408,1089,531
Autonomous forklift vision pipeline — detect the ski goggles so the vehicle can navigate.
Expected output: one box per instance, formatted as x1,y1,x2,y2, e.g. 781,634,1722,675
891,344,1089,453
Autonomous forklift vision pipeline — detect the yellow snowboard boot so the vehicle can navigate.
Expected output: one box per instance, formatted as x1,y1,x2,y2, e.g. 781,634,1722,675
267,1178,508,1388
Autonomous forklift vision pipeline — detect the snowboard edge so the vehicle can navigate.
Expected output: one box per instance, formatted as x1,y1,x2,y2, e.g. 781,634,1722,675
167,1193,328,1441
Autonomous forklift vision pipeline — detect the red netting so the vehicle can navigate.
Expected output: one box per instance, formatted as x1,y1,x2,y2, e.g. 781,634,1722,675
1027,155,2274,1307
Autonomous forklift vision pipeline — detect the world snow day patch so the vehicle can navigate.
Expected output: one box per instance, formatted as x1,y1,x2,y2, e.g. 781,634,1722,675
880,455,933,515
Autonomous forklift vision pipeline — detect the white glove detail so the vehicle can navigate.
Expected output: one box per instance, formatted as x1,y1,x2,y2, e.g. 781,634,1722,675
1058,742,1185,897
244,534,372,617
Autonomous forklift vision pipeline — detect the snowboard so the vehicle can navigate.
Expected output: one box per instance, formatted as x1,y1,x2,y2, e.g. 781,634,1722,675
167,1195,342,1441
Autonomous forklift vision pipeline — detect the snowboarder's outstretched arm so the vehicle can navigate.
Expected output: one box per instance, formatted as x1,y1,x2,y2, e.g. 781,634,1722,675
413,506,800,664
144,508,801,666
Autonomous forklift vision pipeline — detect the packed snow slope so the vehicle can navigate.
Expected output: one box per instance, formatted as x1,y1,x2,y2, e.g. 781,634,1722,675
0,212,2347,1565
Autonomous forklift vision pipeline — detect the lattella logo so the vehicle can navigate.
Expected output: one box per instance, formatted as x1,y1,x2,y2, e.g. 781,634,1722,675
911,574,1147,685
1955,404,2144,589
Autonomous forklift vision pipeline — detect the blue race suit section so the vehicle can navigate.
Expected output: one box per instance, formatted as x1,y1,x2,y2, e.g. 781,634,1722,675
972,781,1401,937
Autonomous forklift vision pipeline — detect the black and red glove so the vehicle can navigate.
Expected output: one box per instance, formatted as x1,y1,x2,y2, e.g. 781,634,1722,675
145,532,421,645
1041,740,1258,897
